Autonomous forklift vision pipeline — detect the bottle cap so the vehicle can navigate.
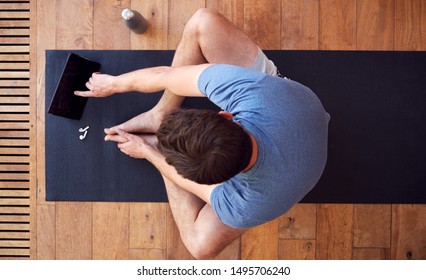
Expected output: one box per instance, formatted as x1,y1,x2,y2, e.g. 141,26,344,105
121,9,135,21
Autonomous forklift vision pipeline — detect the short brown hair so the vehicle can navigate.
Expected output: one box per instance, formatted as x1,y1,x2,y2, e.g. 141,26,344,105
156,109,252,184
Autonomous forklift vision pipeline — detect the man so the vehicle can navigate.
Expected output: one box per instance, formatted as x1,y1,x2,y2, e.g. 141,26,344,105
75,8,330,259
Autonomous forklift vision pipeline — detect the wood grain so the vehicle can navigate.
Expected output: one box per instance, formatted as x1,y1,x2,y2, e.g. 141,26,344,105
279,240,316,260
56,0,94,50
319,0,356,50
357,0,394,50
94,0,130,50
129,249,166,260
391,205,426,260
353,204,391,248
241,219,279,260
130,203,167,249
36,205,55,260
278,204,317,240
56,202,92,259
93,203,129,260
281,0,319,49
243,0,281,49
395,0,426,50
316,204,353,260
353,248,390,260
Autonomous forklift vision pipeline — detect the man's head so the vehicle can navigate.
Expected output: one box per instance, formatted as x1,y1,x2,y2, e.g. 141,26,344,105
156,108,252,184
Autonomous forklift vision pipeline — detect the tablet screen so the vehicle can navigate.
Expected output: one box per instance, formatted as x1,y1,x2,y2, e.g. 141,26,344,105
48,53,101,119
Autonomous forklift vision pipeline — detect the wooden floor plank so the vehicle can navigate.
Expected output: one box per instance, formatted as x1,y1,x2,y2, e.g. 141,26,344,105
56,202,92,259
241,219,279,260
279,239,316,260
353,248,390,260
243,0,281,49
93,0,130,50
357,0,394,50
316,204,353,260
281,0,319,50
130,203,167,250
93,203,129,260
319,0,356,50
278,203,317,240
353,204,391,248
36,205,55,259
128,249,166,260
55,0,93,50
391,205,426,260
395,0,426,50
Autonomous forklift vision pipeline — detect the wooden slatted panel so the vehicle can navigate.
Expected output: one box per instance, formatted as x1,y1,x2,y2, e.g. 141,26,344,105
0,0,31,259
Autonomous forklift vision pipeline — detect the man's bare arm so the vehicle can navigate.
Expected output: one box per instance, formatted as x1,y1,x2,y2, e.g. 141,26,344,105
75,64,211,98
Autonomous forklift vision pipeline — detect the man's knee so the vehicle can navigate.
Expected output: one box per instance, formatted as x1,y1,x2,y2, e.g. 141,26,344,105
181,231,220,260
185,8,221,37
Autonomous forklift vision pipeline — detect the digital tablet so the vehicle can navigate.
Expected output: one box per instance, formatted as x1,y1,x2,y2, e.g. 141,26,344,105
48,53,101,120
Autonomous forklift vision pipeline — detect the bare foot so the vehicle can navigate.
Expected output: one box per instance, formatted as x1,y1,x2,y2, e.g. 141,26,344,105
105,109,166,135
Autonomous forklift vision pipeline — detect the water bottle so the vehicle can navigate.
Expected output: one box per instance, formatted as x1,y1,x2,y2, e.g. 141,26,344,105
121,8,148,34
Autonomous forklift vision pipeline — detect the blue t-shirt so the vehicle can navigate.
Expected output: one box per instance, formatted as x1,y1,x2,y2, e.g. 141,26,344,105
198,64,330,229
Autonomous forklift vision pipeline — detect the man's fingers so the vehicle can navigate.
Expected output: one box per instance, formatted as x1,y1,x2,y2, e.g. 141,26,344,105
116,129,133,139
74,90,92,97
105,134,128,143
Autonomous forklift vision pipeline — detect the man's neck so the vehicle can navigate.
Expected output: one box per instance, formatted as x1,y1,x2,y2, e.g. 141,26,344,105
242,132,258,172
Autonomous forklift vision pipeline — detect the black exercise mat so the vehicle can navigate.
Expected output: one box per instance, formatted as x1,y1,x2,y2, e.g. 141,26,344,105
45,50,426,203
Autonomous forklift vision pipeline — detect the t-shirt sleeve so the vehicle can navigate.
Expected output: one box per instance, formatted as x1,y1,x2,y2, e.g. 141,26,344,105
197,64,266,112
210,180,267,229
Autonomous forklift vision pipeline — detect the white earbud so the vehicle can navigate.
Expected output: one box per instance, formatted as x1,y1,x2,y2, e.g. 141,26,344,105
79,126,89,140
79,130,88,140
79,126,89,133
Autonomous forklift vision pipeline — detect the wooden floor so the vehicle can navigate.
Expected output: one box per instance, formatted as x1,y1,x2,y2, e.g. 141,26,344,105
1,0,425,260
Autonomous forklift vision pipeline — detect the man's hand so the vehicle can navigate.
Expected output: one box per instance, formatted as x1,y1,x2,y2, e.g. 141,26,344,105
75,72,117,97
106,128,157,159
